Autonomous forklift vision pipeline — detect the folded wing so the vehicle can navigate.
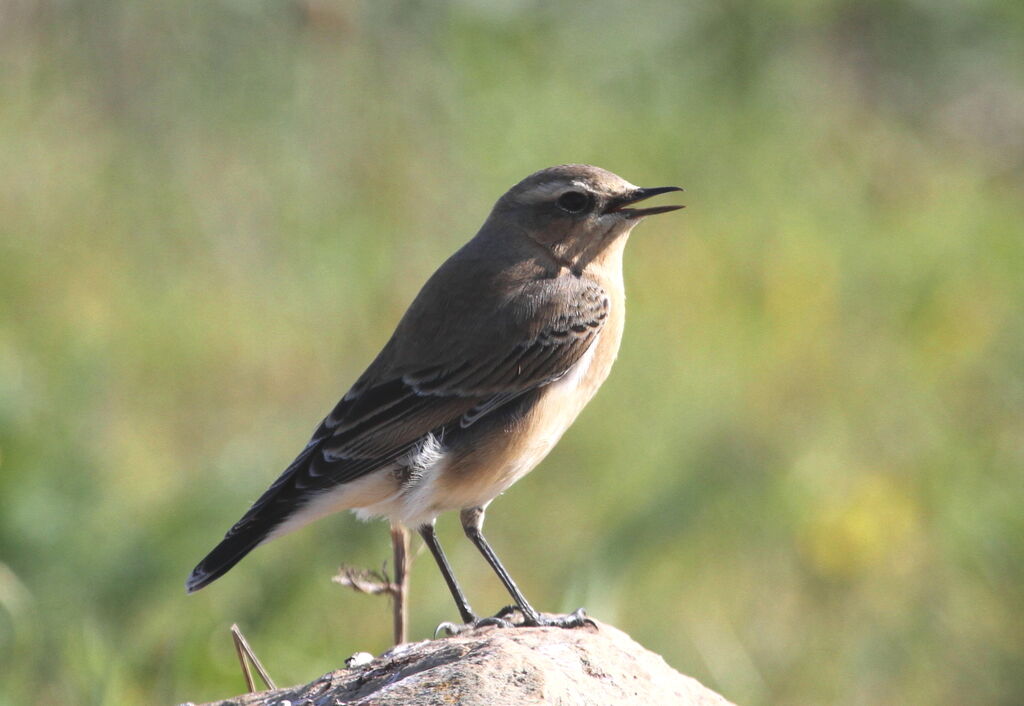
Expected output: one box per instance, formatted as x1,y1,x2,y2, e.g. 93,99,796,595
186,276,609,592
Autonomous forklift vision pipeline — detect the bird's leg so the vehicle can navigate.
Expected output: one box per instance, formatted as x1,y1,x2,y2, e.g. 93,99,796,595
460,506,595,630
418,522,477,625
419,521,517,636
459,507,540,624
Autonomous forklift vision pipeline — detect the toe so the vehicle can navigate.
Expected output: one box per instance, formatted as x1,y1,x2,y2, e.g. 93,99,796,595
473,616,514,629
529,608,596,629
433,621,463,638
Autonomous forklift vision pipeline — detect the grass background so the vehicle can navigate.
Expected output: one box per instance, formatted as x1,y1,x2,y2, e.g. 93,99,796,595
1,1,1022,704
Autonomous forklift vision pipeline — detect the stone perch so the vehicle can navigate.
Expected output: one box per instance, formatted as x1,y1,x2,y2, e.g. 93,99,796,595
189,619,736,706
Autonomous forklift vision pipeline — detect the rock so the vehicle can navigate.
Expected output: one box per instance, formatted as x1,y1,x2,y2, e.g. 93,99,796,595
194,619,735,706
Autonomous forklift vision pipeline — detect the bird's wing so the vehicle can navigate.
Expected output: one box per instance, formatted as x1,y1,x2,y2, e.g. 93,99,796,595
307,275,611,484
186,274,609,592
269,277,609,494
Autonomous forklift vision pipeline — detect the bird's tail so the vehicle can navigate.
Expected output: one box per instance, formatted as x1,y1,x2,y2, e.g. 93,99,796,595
186,440,325,593
185,526,270,593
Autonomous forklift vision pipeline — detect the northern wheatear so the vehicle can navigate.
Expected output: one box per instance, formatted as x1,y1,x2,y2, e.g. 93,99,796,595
187,165,683,630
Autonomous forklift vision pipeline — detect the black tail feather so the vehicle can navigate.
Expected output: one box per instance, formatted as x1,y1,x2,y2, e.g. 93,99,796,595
186,439,328,593
185,528,270,593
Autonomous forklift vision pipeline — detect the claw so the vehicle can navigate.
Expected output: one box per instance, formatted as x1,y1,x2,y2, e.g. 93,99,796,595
473,615,515,629
433,613,516,637
522,607,597,630
434,607,596,637
569,607,598,630
433,621,462,638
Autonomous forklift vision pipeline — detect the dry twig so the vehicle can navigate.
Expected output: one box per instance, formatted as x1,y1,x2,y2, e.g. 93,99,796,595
230,623,276,693
332,522,411,644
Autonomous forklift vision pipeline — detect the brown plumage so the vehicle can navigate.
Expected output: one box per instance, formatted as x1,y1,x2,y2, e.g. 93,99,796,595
186,164,682,629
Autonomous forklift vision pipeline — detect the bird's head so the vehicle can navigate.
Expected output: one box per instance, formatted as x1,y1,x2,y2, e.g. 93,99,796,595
490,164,683,270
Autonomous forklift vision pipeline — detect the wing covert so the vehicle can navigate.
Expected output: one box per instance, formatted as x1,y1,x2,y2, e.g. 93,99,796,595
254,276,611,504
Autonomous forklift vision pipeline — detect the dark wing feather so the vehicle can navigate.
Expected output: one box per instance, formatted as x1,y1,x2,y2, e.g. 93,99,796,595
307,277,610,478
185,276,609,592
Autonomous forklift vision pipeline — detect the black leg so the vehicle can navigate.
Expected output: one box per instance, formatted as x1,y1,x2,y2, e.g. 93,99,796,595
460,506,595,630
459,507,543,624
418,522,476,625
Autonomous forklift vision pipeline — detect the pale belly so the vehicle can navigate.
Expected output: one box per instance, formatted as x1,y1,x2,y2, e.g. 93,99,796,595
267,337,619,537
385,325,621,527
268,248,629,537
268,264,626,532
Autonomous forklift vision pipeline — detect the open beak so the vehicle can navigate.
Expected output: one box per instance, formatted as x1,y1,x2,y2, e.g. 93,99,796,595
604,186,685,218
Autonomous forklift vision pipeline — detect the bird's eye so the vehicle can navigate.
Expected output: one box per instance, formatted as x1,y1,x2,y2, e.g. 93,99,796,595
556,191,591,214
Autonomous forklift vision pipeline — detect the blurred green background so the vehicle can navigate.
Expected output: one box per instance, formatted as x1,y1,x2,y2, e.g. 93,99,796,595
1,1,1023,704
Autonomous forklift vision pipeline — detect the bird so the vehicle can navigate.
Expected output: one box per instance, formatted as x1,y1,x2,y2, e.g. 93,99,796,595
186,164,683,631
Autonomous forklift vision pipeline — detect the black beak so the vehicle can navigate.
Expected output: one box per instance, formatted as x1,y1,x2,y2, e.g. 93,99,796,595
604,186,684,218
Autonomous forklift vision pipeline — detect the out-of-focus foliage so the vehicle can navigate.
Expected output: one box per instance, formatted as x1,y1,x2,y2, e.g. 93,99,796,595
1,1,1022,704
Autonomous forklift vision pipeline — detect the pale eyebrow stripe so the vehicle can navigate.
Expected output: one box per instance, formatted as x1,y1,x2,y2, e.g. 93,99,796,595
519,180,591,203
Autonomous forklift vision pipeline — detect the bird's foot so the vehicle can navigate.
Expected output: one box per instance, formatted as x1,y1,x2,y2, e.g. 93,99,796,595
519,607,597,630
433,606,596,637
492,604,520,620
433,613,515,637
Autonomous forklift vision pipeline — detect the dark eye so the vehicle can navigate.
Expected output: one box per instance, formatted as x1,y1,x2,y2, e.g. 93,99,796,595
556,191,590,214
